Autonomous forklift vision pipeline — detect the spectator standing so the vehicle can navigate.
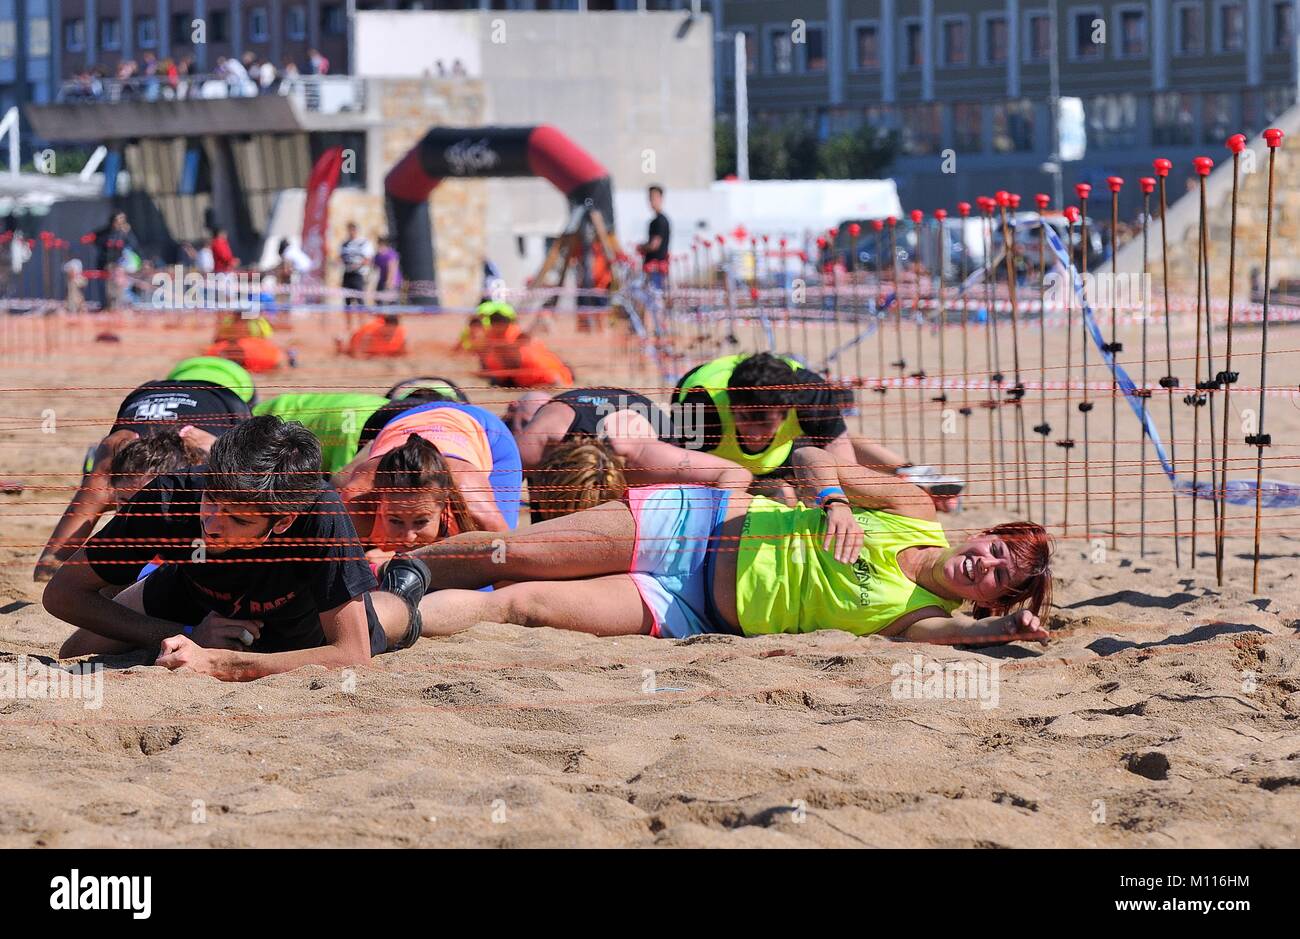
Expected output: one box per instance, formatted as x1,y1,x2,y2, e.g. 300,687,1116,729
374,235,402,302
338,222,373,328
638,184,671,291
308,49,330,75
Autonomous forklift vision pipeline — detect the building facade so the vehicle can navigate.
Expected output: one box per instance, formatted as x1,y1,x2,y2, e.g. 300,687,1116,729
714,0,1300,210
1,0,57,114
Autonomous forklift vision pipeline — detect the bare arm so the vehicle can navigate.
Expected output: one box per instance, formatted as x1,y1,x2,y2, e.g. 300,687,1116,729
157,596,374,681
36,475,115,574
35,430,140,577
791,446,934,519
618,437,752,490
881,607,1048,646
44,549,188,647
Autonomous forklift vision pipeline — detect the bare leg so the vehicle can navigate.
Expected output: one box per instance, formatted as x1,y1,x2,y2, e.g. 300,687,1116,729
416,575,652,637
408,499,637,590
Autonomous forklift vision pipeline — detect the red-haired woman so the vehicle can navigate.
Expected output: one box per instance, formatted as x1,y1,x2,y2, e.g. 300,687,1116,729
382,446,1053,646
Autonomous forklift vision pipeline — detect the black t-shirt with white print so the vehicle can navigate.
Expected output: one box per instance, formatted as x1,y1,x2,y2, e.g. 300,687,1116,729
84,470,376,652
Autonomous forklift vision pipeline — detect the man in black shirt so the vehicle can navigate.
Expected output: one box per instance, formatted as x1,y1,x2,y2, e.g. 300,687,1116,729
639,185,670,290
43,416,428,680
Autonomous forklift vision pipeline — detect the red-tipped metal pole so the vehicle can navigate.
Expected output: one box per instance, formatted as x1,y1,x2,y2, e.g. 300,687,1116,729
1153,157,1181,567
1252,129,1284,592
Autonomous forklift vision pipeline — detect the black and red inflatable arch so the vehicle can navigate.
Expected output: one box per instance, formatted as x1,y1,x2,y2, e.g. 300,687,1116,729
384,125,614,302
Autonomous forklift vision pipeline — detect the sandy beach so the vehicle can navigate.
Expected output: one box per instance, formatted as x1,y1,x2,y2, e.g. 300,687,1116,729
1,305,1298,847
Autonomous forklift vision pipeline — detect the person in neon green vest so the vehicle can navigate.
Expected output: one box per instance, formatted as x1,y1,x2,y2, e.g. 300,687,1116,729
386,444,1051,646
672,352,963,509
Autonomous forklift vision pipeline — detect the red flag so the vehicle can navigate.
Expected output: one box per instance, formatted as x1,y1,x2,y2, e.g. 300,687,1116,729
301,146,344,276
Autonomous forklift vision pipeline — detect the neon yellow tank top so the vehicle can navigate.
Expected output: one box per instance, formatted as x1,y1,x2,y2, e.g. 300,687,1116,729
253,393,389,473
677,354,805,476
735,496,961,636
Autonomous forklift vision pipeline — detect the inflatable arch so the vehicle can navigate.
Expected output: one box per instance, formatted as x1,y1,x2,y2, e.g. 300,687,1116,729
384,125,614,302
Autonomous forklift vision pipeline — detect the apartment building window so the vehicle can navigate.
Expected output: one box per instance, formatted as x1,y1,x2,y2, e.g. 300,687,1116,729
100,17,122,51
287,6,307,41
64,18,85,53
767,27,794,74
853,22,880,69
900,102,942,154
171,12,192,45
803,24,827,72
30,19,50,56
982,13,1008,65
1272,1,1294,50
0,20,15,60
903,19,924,69
941,16,970,66
1086,93,1138,148
1116,6,1147,57
1203,91,1235,141
1025,11,1051,63
953,102,983,151
1152,91,1195,145
1174,1,1203,54
249,8,270,42
1072,8,1103,60
209,10,228,42
137,16,158,48
1216,1,1245,51
992,99,1035,152
1243,84,1296,131
323,4,346,37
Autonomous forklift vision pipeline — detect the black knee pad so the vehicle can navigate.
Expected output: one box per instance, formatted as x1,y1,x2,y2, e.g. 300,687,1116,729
379,555,432,650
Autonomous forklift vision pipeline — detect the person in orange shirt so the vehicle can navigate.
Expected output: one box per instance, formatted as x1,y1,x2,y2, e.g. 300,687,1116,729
338,313,407,358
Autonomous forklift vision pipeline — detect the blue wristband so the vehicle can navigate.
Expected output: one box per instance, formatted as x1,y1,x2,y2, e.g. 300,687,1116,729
815,486,846,507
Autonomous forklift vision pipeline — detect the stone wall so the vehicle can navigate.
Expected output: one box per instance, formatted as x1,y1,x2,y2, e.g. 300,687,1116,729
325,77,489,311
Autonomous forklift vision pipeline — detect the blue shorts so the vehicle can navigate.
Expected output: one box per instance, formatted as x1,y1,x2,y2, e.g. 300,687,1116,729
627,485,735,639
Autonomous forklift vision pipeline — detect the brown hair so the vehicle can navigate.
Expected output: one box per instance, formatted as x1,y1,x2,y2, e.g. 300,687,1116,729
530,434,627,521
968,521,1054,621
108,430,206,485
373,433,475,536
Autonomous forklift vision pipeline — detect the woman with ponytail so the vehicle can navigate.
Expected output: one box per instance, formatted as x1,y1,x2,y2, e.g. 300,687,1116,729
335,399,522,543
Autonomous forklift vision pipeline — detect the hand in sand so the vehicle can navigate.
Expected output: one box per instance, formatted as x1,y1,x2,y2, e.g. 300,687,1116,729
193,613,263,650
156,635,217,675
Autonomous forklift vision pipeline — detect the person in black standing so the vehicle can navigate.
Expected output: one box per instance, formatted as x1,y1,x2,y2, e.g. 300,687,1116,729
339,222,373,329
639,185,671,291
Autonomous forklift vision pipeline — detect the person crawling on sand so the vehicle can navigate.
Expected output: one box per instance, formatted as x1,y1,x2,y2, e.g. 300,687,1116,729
34,362,253,580
43,416,428,680
381,445,1052,646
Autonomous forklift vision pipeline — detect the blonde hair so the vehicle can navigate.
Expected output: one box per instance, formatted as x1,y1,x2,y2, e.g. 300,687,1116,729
530,435,627,521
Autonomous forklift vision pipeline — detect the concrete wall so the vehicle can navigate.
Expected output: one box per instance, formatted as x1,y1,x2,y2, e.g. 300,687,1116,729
355,10,715,289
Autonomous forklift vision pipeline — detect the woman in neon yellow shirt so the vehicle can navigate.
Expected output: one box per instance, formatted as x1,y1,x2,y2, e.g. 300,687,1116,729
391,447,1053,646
